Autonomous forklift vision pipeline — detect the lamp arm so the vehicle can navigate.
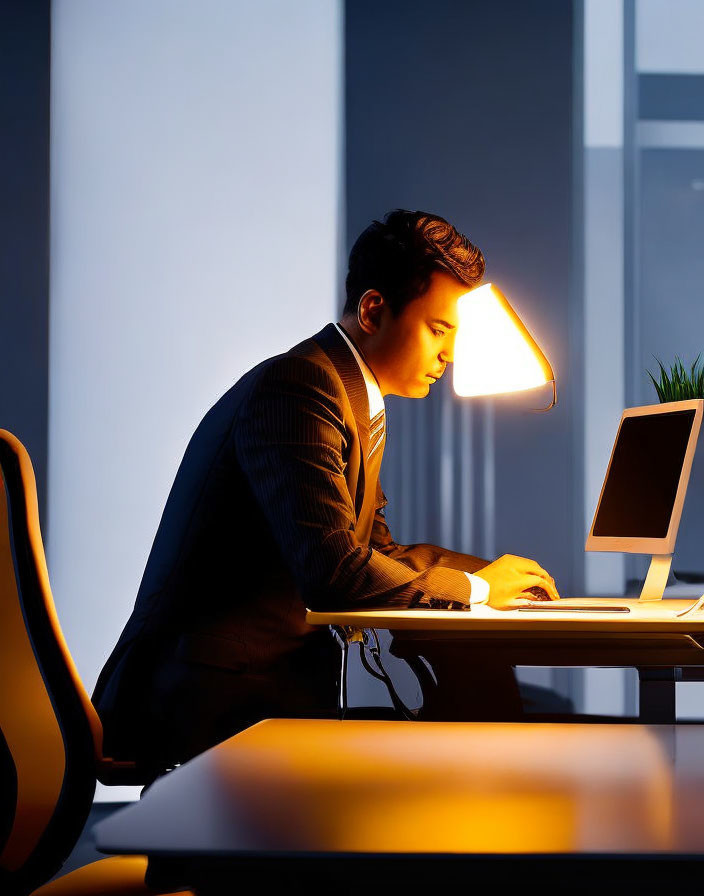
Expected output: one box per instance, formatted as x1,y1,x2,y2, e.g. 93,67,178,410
530,380,557,413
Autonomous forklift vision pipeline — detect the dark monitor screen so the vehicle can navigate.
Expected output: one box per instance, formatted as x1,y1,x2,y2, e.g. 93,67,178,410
592,409,696,538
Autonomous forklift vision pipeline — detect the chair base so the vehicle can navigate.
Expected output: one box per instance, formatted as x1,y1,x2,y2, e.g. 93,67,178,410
30,856,193,895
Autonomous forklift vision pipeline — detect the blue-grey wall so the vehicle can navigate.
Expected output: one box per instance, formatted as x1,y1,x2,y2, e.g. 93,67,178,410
346,0,577,592
0,0,50,523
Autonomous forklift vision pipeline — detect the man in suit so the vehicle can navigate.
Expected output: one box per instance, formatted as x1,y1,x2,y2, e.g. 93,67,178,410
93,209,559,770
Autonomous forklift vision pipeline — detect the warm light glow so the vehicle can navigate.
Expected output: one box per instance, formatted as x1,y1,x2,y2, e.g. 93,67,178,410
453,283,554,398
216,720,674,854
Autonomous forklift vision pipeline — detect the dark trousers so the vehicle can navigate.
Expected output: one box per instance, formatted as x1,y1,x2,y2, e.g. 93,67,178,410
390,639,524,721
142,635,522,767
145,642,339,765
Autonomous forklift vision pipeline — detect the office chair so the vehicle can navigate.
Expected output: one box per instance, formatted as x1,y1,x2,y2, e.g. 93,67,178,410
0,430,193,896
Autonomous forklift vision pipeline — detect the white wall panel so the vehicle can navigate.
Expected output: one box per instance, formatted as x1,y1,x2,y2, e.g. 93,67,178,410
584,0,624,147
637,0,704,73
49,0,341,702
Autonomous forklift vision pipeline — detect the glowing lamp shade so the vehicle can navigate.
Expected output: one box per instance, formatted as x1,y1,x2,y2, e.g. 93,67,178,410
453,283,555,404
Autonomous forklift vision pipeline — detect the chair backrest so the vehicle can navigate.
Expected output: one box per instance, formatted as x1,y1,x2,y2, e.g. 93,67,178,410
0,430,102,895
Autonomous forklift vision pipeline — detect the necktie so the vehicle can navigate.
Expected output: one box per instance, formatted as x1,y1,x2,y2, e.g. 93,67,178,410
369,409,385,459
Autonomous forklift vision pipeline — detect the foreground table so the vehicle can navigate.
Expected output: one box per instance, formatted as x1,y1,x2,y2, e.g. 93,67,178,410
95,718,704,894
307,598,704,722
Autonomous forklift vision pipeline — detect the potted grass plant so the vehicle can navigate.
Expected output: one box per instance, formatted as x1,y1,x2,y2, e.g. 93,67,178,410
648,355,704,582
647,355,704,404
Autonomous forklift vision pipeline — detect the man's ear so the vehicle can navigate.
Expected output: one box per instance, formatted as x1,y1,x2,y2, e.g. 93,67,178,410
357,289,385,334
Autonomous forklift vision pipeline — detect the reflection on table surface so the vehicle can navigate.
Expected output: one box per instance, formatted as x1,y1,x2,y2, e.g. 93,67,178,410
95,719,704,856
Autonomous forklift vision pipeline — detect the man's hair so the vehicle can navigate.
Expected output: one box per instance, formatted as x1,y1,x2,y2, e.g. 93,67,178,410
344,209,485,316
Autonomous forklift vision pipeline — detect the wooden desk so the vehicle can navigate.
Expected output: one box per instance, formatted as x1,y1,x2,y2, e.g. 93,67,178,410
95,719,704,894
306,598,704,723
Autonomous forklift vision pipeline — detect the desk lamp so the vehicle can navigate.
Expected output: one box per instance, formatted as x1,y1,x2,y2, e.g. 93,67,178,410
453,283,556,410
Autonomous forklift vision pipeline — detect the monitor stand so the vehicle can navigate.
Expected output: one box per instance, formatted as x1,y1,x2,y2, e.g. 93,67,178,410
638,554,673,601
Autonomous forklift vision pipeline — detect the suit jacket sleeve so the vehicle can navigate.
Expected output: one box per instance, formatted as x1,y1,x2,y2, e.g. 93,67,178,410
370,482,490,575
233,355,472,610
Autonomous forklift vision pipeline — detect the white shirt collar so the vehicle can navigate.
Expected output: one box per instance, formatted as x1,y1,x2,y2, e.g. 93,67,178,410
334,323,385,420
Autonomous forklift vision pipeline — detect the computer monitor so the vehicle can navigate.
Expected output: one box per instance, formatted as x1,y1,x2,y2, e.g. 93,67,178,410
586,399,703,556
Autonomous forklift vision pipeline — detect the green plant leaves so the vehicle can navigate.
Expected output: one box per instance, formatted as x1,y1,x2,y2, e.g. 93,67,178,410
647,355,704,402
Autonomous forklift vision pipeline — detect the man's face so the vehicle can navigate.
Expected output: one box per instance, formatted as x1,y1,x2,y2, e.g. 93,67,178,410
371,270,468,398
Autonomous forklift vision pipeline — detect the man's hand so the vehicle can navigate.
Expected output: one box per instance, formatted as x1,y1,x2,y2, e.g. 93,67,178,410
474,554,560,610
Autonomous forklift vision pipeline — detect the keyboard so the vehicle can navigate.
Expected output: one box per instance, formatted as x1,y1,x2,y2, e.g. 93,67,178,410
518,604,630,613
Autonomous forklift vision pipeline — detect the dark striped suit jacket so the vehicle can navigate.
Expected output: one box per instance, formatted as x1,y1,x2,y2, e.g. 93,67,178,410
93,323,484,763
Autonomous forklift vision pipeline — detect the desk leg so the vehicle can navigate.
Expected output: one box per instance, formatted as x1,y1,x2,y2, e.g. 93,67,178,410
638,667,680,723
330,626,350,719
331,625,366,720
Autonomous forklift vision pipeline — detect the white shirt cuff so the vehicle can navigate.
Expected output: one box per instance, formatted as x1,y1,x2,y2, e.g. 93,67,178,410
465,573,490,605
